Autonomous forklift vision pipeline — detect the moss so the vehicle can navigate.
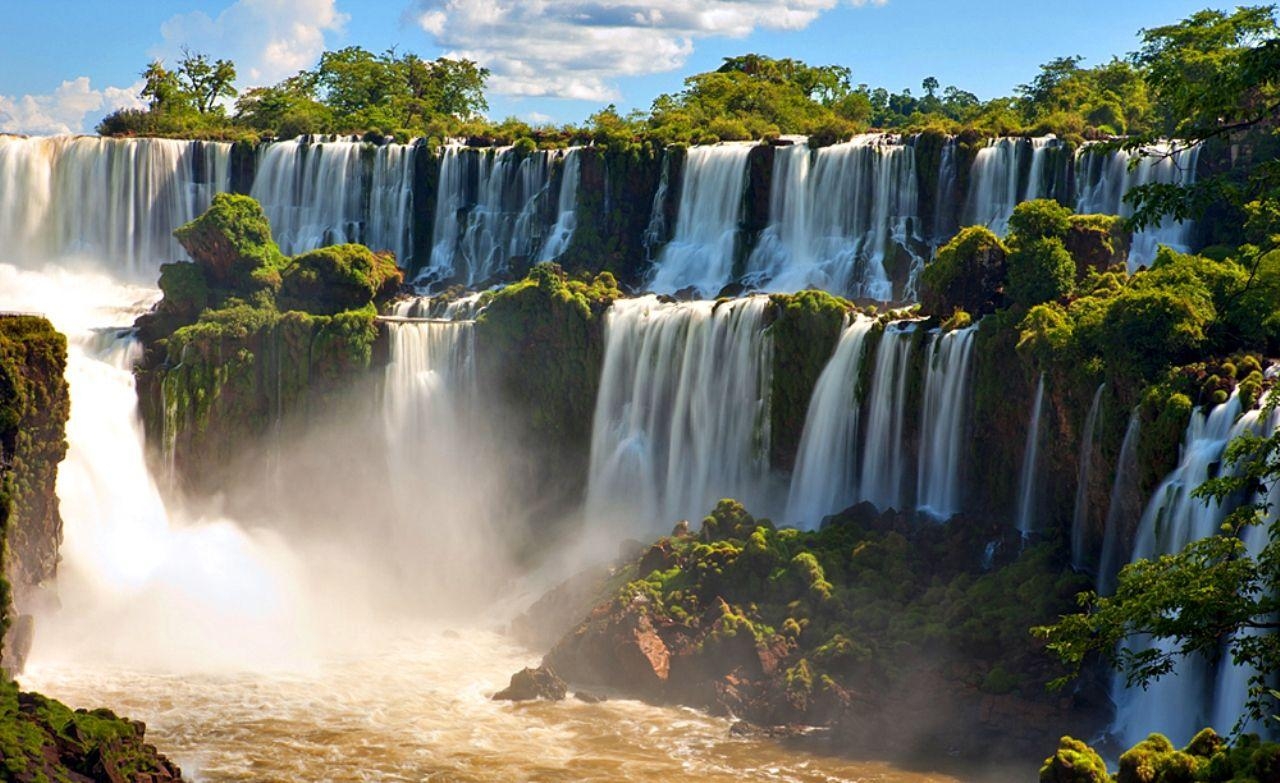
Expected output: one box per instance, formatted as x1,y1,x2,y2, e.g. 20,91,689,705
1007,236,1076,308
765,290,851,471
474,264,621,510
0,316,69,668
174,192,287,297
920,226,1008,318
280,244,403,315
1039,736,1109,783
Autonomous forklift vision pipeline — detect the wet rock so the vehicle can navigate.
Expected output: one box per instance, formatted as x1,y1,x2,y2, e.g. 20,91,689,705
493,666,567,702
574,691,608,704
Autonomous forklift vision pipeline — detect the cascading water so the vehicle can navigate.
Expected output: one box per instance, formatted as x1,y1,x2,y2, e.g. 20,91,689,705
915,326,977,519
0,264,307,672
963,137,1060,235
1015,374,1046,537
0,135,230,277
1071,383,1106,571
784,317,876,527
930,137,959,245
858,321,917,511
423,145,557,286
1098,410,1141,594
250,136,416,262
538,148,581,262
1075,142,1201,269
586,295,774,531
1110,393,1279,747
744,135,919,301
647,144,755,297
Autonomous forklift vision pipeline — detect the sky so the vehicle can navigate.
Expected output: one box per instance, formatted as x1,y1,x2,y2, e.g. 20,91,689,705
0,0,1221,135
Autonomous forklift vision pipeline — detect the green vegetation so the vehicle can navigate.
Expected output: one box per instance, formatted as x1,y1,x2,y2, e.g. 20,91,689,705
93,8,1275,145
135,194,402,496
765,290,853,470
0,317,68,665
1041,729,1280,783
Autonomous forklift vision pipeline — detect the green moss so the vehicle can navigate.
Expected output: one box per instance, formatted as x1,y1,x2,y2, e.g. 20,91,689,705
765,290,851,471
1007,236,1076,308
280,244,403,315
1039,736,1109,783
920,225,1008,318
174,192,287,297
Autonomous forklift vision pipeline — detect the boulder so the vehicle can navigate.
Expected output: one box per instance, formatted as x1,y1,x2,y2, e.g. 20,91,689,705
493,665,567,702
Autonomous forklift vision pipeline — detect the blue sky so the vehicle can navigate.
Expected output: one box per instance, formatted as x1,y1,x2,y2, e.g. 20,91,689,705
0,0,1218,134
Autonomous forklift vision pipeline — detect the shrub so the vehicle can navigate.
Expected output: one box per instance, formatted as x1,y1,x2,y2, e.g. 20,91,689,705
1007,236,1075,307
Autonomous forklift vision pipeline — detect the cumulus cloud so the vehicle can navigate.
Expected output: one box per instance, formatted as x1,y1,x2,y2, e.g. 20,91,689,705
155,0,349,84
0,78,144,135
408,0,885,101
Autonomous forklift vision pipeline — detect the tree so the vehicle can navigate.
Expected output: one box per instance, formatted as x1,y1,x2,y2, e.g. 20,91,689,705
177,48,238,114
139,60,188,113
922,76,940,99
1035,423,1280,731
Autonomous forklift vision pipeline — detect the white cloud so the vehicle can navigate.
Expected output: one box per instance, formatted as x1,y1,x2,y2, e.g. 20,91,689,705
0,77,144,135
409,0,885,101
155,0,349,85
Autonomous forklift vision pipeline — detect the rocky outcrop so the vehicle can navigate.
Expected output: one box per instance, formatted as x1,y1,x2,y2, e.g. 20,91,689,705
0,315,70,674
0,680,185,782
518,500,1106,762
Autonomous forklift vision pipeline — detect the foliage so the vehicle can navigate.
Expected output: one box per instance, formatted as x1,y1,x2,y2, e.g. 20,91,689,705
1043,729,1280,783
1007,236,1076,307
280,244,403,315
920,225,1008,317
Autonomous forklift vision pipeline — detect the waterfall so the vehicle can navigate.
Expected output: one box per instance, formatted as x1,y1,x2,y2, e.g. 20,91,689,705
586,295,774,530
1071,383,1106,571
930,137,958,245
784,317,876,526
538,149,581,262
963,137,1060,235
915,326,978,519
250,136,416,263
647,144,755,297
743,135,919,301
422,145,558,286
1098,410,1141,594
1111,393,1279,747
858,321,916,511
0,264,305,671
1015,373,1046,536
1075,142,1200,270
0,135,230,277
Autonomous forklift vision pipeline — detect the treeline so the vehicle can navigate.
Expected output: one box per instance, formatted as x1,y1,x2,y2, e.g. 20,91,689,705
97,6,1276,147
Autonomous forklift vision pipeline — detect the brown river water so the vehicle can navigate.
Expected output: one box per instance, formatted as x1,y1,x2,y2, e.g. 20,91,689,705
22,627,980,783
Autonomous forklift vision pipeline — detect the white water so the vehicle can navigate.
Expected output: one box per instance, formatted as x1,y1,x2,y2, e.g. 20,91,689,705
784,317,875,527
858,322,917,511
648,144,755,297
744,135,919,301
251,136,416,263
586,295,774,531
0,135,230,278
1075,142,1200,270
963,137,1062,236
1014,374,1046,537
1110,393,1280,747
1070,383,1106,571
538,148,582,262
0,264,310,672
915,326,978,519
423,145,558,286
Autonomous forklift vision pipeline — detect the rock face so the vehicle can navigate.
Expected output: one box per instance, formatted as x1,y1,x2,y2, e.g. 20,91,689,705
0,680,185,782
493,666,567,702
0,315,70,674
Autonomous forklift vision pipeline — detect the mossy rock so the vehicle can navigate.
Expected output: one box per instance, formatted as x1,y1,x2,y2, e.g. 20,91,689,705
1040,736,1109,783
280,244,403,315
174,192,286,297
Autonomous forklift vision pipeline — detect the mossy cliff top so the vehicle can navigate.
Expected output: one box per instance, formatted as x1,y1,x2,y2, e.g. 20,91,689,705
0,316,69,674
135,195,403,497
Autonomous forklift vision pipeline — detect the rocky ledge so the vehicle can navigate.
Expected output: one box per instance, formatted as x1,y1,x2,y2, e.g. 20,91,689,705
509,499,1110,762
